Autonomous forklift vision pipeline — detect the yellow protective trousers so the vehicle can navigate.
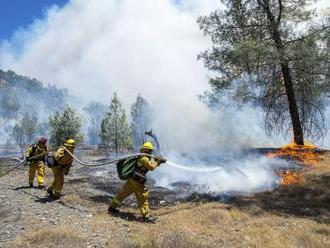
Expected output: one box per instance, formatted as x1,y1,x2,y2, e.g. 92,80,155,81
48,167,64,197
28,161,45,186
110,178,149,217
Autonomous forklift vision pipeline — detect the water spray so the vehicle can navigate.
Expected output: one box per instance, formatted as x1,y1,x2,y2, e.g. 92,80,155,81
165,161,222,172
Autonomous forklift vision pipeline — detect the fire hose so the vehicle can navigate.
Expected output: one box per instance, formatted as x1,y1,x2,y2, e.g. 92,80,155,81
0,152,46,178
63,147,159,167
0,151,158,178
0,148,222,178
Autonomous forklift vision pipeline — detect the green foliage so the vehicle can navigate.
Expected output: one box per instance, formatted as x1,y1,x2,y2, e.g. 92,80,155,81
49,105,84,146
198,0,330,142
0,88,20,119
83,101,106,145
11,114,38,155
130,95,153,150
100,93,132,152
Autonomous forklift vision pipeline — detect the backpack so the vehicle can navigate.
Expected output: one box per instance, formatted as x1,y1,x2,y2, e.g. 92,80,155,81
116,156,138,180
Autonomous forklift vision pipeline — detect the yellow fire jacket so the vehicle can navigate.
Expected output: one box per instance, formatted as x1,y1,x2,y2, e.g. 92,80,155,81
54,147,74,174
136,156,159,175
25,143,48,162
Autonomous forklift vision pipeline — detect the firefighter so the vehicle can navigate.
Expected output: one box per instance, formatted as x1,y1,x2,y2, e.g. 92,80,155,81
25,137,48,188
47,139,75,200
108,141,166,222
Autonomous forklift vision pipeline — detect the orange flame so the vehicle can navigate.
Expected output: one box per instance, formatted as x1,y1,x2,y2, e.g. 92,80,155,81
267,141,323,186
266,141,322,166
277,170,305,185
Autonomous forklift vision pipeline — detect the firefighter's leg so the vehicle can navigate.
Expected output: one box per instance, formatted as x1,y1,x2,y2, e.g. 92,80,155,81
129,179,149,218
47,167,55,195
110,180,133,208
50,167,64,198
37,162,45,187
28,163,37,186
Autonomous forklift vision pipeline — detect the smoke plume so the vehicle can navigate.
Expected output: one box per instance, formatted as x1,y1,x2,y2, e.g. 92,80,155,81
0,0,329,193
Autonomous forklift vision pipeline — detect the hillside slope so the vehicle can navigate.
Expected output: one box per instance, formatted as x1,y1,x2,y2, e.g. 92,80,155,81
0,69,68,120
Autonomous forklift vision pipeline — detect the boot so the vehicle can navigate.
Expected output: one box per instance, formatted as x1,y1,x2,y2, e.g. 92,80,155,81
29,183,33,188
47,188,54,197
108,206,119,214
51,195,60,200
143,216,157,223
38,185,46,189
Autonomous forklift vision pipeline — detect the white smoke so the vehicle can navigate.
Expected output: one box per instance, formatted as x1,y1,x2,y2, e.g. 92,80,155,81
151,154,290,193
0,0,328,154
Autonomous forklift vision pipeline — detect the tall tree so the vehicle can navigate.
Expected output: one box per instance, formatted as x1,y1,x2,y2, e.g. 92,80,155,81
83,101,107,145
11,114,38,156
49,105,84,146
100,93,132,153
130,95,153,150
198,0,330,144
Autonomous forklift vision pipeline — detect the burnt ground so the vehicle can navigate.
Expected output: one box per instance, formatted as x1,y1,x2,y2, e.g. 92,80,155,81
0,150,329,248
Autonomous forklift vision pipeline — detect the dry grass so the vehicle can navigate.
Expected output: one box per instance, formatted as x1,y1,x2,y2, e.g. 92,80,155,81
119,231,207,248
9,226,86,248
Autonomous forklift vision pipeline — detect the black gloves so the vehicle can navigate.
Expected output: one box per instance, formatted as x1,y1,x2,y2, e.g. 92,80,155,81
155,155,167,165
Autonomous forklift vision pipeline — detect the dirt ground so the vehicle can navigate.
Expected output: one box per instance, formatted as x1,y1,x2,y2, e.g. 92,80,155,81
0,151,329,248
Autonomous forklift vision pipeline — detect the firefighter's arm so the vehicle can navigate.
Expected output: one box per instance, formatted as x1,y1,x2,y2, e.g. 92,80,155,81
140,157,158,171
154,155,167,165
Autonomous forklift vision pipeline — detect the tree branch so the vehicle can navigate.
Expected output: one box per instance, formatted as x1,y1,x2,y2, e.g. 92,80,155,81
277,0,283,26
283,25,330,47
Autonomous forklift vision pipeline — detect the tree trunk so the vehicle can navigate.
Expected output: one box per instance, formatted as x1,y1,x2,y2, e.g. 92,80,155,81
280,63,304,145
262,0,304,145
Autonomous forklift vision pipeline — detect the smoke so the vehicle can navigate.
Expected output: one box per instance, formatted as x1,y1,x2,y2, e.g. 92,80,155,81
0,1,329,151
0,0,288,152
151,153,290,194
2,0,329,194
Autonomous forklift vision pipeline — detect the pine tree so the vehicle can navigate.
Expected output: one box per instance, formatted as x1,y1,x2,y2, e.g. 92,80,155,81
49,105,84,146
100,93,132,153
130,95,152,150
198,0,330,144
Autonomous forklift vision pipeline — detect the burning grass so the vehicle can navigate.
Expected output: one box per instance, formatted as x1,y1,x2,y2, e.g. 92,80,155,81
278,170,306,185
267,142,324,166
267,142,325,186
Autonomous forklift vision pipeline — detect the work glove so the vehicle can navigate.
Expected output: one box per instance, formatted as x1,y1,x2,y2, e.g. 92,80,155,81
155,155,167,165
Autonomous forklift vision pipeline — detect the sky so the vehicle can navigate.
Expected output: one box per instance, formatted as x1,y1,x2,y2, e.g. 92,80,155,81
0,0,329,151
0,0,68,41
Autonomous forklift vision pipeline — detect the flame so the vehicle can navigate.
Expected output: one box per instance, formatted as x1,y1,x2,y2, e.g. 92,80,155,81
277,170,305,185
267,141,323,186
266,141,323,166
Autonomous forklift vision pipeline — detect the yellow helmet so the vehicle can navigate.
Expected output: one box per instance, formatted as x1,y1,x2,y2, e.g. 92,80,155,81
141,141,154,151
64,139,75,147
